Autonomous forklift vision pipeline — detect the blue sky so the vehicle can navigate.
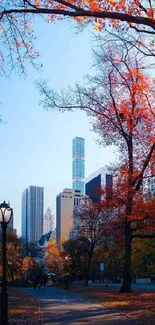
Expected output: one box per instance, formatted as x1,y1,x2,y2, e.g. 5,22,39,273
0,18,115,236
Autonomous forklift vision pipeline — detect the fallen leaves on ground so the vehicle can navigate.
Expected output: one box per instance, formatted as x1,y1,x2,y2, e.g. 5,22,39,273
71,285,155,325
8,288,41,325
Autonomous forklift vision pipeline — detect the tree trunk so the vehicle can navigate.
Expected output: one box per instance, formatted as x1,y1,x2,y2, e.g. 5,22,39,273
84,276,89,286
84,247,94,286
120,220,132,293
11,270,14,283
120,136,133,293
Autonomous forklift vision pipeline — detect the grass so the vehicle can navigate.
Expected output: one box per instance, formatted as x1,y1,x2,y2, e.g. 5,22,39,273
70,285,155,325
8,287,41,325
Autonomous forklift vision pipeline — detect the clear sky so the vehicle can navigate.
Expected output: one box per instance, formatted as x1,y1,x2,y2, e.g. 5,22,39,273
0,18,115,236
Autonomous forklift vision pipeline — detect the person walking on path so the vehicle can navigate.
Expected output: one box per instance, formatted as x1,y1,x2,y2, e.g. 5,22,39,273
31,273,38,289
39,273,48,289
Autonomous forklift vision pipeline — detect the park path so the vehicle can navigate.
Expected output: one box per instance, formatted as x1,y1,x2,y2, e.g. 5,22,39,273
25,287,141,325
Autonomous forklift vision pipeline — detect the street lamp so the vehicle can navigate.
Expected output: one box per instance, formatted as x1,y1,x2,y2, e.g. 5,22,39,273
65,256,69,290
0,201,13,325
24,268,28,287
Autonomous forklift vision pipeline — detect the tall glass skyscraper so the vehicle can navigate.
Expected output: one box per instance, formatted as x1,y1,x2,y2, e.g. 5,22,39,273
72,137,85,194
22,186,44,242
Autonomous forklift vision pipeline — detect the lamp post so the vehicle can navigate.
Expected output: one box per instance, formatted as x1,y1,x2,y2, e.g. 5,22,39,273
65,256,69,290
0,201,13,325
24,268,28,287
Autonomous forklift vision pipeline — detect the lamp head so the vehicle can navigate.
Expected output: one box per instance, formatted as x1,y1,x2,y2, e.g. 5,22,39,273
0,201,13,224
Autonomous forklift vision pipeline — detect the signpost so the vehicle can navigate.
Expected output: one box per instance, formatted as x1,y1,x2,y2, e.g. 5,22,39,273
100,262,104,272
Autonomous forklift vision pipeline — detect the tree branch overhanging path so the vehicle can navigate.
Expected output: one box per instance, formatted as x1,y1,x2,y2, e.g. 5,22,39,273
1,0,155,31
1,0,155,75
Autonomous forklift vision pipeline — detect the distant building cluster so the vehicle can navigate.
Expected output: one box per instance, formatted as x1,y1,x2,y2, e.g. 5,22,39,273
20,135,155,246
21,136,114,245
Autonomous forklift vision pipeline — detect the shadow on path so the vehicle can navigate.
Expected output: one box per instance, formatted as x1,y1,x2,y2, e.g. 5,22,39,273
24,287,141,325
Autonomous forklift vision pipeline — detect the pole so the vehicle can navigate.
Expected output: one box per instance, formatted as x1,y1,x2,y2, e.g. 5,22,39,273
1,223,8,325
65,260,68,290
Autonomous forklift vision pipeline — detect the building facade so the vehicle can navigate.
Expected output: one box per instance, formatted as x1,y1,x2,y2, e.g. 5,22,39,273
22,186,44,243
72,137,85,194
7,200,13,230
143,175,155,200
85,167,113,203
22,189,28,241
43,207,54,235
56,188,83,243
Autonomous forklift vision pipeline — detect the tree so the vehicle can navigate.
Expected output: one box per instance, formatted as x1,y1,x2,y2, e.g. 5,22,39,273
72,196,111,285
6,233,33,281
92,244,123,282
37,39,155,292
1,1,155,74
132,238,155,277
63,236,92,280
45,242,64,276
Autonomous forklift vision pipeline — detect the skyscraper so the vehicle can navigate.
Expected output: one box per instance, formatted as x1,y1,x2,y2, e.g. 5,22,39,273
22,186,44,243
85,168,113,203
72,137,85,194
56,188,83,243
22,189,28,242
43,207,54,234
7,200,13,230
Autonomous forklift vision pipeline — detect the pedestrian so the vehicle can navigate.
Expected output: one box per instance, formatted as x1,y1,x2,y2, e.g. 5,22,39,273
52,276,56,285
43,273,48,289
38,274,43,289
32,273,38,289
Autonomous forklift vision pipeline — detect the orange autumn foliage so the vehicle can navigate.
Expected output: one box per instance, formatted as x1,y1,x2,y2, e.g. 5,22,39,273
45,242,64,275
1,0,155,31
1,1,155,74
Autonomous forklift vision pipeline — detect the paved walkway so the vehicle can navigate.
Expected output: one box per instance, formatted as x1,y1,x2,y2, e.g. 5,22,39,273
25,287,140,325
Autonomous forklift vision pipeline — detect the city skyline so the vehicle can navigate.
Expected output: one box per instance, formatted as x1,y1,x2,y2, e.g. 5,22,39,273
0,20,116,237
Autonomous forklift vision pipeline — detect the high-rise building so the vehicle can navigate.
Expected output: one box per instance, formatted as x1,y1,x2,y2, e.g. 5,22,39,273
43,207,54,234
7,200,13,230
72,137,85,195
22,189,28,242
143,175,155,200
56,188,83,243
85,167,113,203
22,186,44,243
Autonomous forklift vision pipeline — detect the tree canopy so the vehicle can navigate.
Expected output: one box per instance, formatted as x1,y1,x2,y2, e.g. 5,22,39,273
1,1,155,74
1,1,155,32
